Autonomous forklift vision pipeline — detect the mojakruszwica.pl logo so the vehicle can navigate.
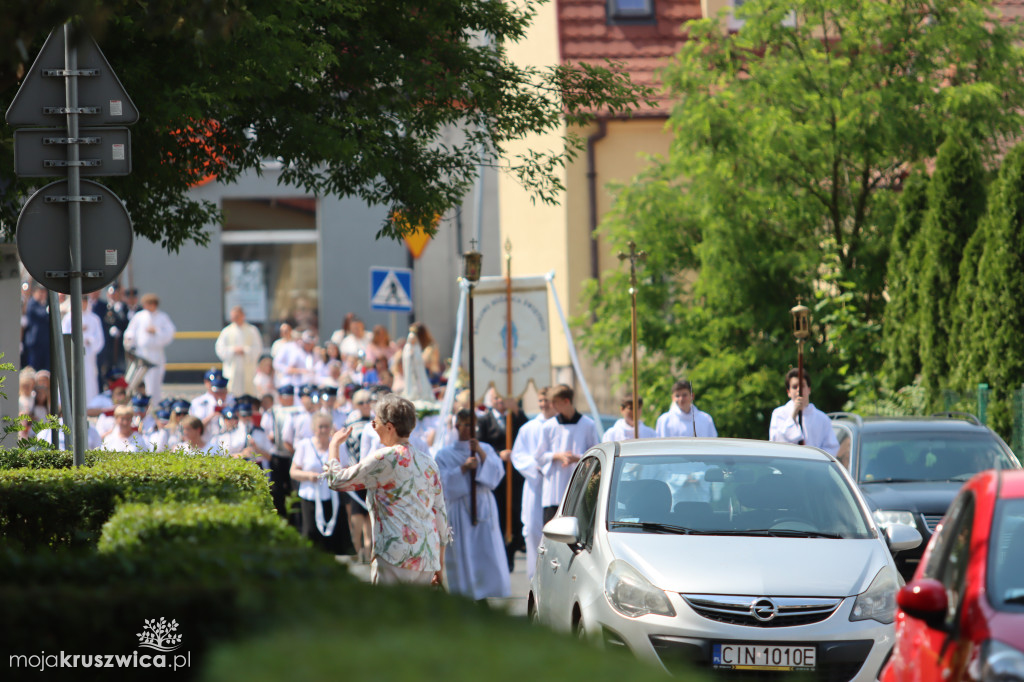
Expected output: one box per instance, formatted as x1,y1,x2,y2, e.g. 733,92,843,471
8,617,190,672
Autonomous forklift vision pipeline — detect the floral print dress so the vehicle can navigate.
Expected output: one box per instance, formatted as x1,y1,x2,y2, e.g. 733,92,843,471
322,442,451,571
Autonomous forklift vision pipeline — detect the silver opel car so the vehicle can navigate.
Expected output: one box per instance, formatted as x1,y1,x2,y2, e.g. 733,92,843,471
528,438,922,679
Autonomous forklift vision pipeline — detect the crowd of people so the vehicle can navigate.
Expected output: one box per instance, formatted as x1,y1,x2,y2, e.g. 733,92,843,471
17,281,842,596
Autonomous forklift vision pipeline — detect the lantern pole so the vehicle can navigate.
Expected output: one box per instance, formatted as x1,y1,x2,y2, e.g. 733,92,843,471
462,240,483,524
618,241,646,439
790,299,811,445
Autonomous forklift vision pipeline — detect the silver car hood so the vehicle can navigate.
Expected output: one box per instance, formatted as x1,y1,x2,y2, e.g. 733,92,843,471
608,534,888,598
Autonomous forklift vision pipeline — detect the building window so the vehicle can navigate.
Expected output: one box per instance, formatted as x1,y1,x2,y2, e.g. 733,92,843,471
729,0,796,30
608,0,655,23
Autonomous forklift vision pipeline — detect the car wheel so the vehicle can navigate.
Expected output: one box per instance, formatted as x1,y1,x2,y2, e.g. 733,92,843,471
573,610,587,641
527,594,539,624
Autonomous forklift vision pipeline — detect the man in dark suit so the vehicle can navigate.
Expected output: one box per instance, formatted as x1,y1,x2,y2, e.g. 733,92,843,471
476,387,529,571
22,285,51,371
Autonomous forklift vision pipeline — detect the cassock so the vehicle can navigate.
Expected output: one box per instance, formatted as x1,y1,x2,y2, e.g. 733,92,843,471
537,413,600,508
510,414,551,580
215,321,263,396
769,401,839,456
602,418,656,442
655,402,718,438
435,440,510,599
62,307,105,405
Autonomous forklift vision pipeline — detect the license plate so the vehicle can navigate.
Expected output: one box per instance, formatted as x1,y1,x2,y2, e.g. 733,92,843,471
713,644,816,671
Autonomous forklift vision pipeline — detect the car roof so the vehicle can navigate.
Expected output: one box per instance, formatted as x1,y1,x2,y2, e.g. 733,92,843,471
831,415,992,434
998,470,1024,498
606,437,833,462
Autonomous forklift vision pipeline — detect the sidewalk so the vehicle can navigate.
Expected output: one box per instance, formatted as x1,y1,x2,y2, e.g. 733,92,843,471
336,550,531,617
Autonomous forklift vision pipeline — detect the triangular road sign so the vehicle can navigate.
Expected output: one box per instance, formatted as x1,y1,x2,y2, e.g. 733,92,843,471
6,26,139,127
371,269,413,311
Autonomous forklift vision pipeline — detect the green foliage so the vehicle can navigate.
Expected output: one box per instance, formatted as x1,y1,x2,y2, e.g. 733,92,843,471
0,451,271,550
917,129,987,404
972,143,1024,436
0,2,654,250
882,170,930,390
98,500,306,553
580,0,1024,432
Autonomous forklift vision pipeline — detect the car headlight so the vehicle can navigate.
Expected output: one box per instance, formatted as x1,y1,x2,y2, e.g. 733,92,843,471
850,566,898,624
983,640,1024,682
873,510,916,529
604,559,676,618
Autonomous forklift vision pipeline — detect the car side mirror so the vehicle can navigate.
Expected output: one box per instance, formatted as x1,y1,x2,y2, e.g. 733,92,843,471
886,523,923,554
897,578,948,629
542,516,581,547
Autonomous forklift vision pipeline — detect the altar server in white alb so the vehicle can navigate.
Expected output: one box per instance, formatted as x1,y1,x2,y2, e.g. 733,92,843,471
536,384,600,524
215,305,263,397
602,394,656,442
123,293,176,404
510,386,556,580
769,368,839,456
435,409,510,599
62,296,105,406
655,379,718,439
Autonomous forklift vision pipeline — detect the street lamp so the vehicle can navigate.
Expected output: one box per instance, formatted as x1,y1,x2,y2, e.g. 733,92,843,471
462,241,482,524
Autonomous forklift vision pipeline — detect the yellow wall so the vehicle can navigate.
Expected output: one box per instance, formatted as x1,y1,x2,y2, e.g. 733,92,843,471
499,0,570,366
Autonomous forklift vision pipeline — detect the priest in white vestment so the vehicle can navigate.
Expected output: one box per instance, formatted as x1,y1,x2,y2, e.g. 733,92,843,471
435,409,510,599
215,305,263,396
62,296,105,406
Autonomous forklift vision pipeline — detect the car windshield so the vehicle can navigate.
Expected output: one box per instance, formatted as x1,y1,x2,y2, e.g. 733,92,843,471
858,432,1016,484
989,498,1024,610
608,455,874,539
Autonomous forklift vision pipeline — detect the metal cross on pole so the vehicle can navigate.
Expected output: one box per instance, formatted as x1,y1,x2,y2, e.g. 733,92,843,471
618,241,646,439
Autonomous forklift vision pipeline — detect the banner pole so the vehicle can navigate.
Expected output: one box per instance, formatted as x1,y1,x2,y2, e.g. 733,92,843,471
503,239,514,545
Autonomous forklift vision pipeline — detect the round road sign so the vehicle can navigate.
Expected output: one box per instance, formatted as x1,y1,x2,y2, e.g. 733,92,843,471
16,179,133,294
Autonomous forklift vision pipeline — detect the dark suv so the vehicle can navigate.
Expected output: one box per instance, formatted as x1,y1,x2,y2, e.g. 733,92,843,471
829,412,1021,580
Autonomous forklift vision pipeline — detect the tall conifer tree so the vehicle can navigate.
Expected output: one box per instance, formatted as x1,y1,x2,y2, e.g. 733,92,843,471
917,130,986,405
882,170,930,390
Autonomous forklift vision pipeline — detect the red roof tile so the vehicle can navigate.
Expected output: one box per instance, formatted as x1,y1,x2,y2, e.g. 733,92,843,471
558,0,701,115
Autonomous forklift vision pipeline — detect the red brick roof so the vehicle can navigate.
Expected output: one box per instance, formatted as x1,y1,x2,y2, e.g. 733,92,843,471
557,0,703,116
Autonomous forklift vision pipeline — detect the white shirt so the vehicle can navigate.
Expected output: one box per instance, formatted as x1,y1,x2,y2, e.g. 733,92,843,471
769,401,839,456
273,341,316,388
656,403,718,438
602,418,656,442
216,423,272,463
123,308,176,364
293,437,346,501
102,430,150,452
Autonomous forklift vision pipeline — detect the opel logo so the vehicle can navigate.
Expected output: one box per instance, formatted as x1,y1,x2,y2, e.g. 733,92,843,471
751,598,779,622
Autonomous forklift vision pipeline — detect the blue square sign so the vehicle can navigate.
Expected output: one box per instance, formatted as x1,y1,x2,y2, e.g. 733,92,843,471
370,267,413,312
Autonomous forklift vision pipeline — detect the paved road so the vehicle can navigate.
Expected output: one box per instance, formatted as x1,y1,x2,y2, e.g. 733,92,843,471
338,550,532,617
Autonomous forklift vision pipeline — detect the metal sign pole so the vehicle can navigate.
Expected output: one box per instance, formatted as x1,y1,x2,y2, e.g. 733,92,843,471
64,25,86,466
47,290,74,440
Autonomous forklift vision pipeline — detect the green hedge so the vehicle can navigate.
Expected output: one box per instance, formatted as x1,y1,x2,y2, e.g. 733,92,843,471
0,452,271,550
98,500,306,553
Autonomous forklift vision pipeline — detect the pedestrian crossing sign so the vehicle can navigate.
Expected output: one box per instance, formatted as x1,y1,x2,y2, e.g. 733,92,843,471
370,267,413,312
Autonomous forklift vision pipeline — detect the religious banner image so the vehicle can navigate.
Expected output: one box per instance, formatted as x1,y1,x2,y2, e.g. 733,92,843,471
471,275,551,396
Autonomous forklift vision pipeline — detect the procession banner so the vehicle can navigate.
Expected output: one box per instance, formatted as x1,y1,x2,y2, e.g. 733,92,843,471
471,275,551,397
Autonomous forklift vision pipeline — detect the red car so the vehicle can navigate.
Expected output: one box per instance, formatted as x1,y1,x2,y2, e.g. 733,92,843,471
880,469,1024,682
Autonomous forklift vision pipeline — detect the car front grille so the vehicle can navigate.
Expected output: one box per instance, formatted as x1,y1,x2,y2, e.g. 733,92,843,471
650,636,872,682
921,513,944,533
682,595,842,628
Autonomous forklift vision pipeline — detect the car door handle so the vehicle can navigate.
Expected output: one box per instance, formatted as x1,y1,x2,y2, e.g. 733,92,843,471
550,559,560,571
538,545,547,556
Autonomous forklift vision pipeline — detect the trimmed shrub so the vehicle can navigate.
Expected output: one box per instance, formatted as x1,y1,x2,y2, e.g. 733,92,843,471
0,452,271,550
98,501,306,553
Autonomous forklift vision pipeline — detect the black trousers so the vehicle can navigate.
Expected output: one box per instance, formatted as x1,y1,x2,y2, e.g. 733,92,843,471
269,454,294,521
299,497,353,556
